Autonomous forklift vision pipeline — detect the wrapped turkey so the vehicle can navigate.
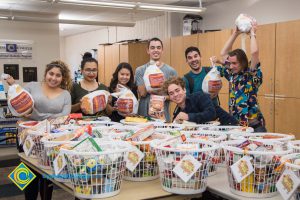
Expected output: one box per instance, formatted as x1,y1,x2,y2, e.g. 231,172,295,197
235,13,256,33
202,58,222,94
81,90,110,115
111,84,138,115
7,84,34,117
143,61,165,92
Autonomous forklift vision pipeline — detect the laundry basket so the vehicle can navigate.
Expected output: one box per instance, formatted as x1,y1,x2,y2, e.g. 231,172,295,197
123,133,172,182
280,153,300,200
78,120,120,127
221,139,292,198
62,140,131,199
41,133,78,182
182,130,227,174
230,133,295,145
92,126,131,141
288,140,300,153
203,125,254,139
151,138,219,194
24,128,48,160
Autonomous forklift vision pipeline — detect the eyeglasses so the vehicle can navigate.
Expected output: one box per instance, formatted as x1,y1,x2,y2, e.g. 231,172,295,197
83,69,98,74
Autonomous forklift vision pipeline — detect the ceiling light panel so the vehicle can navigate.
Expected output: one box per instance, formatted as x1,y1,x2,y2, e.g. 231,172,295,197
59,0,135,8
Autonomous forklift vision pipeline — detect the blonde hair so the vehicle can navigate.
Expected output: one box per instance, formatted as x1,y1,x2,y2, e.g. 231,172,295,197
44,60,72,91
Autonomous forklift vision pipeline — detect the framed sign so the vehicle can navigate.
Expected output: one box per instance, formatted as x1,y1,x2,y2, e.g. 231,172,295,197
3,64,19,80
23,67,37,82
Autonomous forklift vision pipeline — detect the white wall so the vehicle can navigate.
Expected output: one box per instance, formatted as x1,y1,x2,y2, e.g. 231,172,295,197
0,20,60,89
61,14,168,73
61,0,300,74
202,0,300,30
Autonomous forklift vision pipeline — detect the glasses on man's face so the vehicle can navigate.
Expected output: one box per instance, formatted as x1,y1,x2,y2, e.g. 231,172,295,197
84,69,98,74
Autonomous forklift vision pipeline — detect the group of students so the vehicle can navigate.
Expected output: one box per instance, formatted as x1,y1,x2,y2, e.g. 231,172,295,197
5,23,266,200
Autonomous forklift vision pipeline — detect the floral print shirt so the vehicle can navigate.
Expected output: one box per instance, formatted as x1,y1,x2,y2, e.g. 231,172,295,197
217,63,265,126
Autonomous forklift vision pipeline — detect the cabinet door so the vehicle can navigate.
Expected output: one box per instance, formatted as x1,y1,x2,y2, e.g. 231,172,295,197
276,20,300,98
119,44,129,63
214,29,231,94
256,24,276,96
161,38,171,65
198,32,215,67
104,44,120,86
257,95,274,132
170,36,185,76
128,43,149,72
275,97,300,138
218,93,229,112
98,45,105,83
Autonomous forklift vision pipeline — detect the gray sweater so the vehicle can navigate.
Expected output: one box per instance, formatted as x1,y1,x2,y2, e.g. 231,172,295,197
24,82,71,121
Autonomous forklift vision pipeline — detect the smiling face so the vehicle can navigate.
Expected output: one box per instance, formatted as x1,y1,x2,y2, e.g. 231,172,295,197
186,51,201,72
168,83,186,105
147,40,163,61
44,67,63,88
82,61,98,81
118,68,131,86
228,55,242,74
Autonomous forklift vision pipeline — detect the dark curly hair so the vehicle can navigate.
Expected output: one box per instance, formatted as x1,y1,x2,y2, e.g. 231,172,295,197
44,60,72,91
109,62,135,92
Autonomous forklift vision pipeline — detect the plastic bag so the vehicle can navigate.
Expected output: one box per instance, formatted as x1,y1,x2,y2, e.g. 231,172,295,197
202,59,222,94
80,90,110,115
148,95,165,121
7,84,34,117
235,13,256,33
111,84,138,115
143,61,165,92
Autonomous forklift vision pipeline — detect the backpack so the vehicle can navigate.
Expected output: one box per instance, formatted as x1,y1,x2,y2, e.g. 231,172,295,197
184,67,220,105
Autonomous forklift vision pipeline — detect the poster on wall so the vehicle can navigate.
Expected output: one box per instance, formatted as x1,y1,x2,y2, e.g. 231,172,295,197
0,40,33,59
4,64,19,80
23,67,37,82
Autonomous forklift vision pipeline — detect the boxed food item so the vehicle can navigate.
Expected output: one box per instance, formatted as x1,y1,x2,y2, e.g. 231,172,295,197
125,124,155,142
7,84,34,117
81,90,110,115
149,95,165,120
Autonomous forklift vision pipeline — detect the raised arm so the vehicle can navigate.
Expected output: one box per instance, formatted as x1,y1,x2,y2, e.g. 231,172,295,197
220,27,241,60
249,23,259,70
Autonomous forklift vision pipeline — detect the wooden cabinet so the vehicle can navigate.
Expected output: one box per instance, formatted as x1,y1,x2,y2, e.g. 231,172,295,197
257,95,275,132
276,20,300,98
218,93,229,112
98,42,148,86
274,97,300,138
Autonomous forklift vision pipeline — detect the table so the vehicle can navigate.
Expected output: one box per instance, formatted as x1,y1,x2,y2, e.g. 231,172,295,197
19,153,201,200
207,167,283,200
19,153,283,200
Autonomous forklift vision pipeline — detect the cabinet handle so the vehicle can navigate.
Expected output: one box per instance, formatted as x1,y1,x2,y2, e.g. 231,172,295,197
275,97,285,100
275,94,286,98
264,94,274,97
264,96,274,99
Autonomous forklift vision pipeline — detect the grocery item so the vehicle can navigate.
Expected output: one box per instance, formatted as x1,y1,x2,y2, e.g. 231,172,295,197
111,84,138,115
81,90,110,115
202,60,222,94
143,61,165,92
124,116,148,123
235,13,257,33
148,95,165,120
7,84,34,116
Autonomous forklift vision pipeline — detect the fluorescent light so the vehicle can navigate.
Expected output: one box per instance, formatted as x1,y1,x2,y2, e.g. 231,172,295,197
138,4,206,13
59,0,135,8
0,16,9,19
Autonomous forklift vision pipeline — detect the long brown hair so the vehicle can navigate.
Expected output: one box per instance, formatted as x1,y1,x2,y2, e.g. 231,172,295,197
228,49,249,71
44,60,72,91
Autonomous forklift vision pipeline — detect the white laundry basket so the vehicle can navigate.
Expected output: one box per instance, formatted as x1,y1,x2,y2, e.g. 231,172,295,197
151,138,219,194
62,140,131,199
221,139,292,198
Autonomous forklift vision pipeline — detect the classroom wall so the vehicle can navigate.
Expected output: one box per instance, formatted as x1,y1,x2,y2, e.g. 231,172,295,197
0,20,60,90
61,0,300,75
